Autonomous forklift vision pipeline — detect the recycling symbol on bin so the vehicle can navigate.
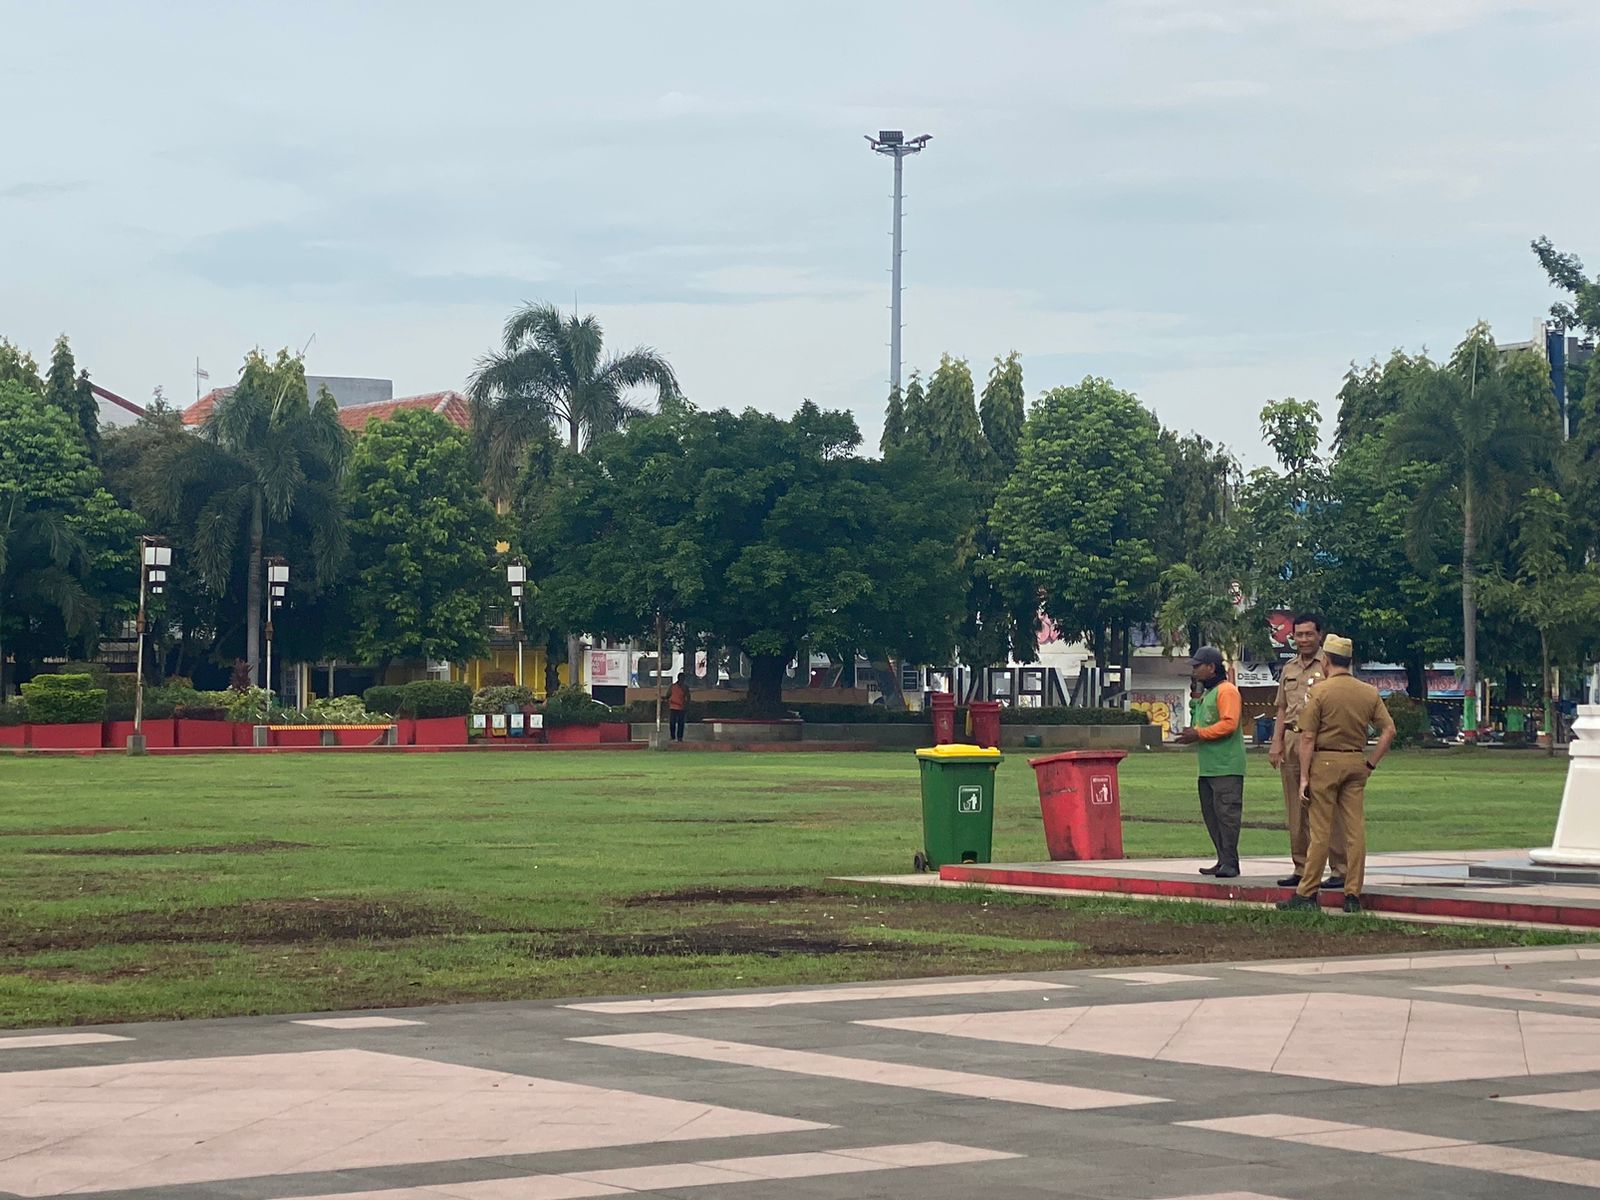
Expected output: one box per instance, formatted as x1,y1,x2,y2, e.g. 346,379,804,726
957,785,983,813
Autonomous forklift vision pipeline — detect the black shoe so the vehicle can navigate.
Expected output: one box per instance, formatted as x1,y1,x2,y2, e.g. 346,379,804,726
1199,863,1221,876
1276,874,1302,888
1276,894,1320,912
1319,875,1346,891
1342,895,1362,914
1214,867,1240,879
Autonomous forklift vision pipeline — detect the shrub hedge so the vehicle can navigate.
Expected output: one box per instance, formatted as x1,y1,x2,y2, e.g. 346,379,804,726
615,699,1148,726
541,684,611,726
472,685,537,714
398,680,472,718
1383,693,1429,748
362,685,404,715
19,674,107,724
998,706,1149,726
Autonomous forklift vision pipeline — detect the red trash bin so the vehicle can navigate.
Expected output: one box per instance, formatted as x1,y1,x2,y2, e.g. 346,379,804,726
1029,750,1129,860
928,692,956,745
970,700,1001,749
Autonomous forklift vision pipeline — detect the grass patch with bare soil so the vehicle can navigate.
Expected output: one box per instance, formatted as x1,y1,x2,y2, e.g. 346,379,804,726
0,749,1587,1027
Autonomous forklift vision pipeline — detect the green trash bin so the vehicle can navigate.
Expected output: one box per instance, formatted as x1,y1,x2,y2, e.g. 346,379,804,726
912,745,1003,872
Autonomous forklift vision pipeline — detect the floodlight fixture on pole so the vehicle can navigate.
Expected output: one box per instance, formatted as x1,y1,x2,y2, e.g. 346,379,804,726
507,560,527,687
865,130,932,395
264,557,289,713
130,535,173,754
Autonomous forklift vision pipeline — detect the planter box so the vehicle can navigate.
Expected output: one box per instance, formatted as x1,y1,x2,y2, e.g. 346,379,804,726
333,726,390,747
28,723,104,750
412,715,468,746
105,719,177,750
394,718,415,746
545,724,603,745
176,719,236,748
271,728,322,748
0,726,28,748
598,722,631,744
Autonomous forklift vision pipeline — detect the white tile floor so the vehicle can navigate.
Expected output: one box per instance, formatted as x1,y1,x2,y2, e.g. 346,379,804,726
573,1033,1167,1109
862,992,1600,1085
562,978,1069,1013
0,1049,826,1196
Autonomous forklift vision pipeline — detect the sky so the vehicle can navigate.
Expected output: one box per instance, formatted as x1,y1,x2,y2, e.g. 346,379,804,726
3,0,1597,465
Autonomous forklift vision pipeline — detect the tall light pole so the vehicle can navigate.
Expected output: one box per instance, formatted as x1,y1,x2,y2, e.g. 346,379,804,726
130,536,171,755
865,130,931,394
506,560,526,688
265,557,288,716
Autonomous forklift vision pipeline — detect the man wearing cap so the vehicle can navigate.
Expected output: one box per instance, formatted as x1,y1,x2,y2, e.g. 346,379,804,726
1268,612,1346,891
1176,646,1244,879
1277,634,1396,914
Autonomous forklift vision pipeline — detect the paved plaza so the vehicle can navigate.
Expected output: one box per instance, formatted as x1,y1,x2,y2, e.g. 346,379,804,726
5,945,1600,1198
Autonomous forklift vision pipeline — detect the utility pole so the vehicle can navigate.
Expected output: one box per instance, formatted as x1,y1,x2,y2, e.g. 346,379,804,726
865,131,931,394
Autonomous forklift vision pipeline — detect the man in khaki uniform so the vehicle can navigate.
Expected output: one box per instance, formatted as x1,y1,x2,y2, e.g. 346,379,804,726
1277,634,1395,914
1268,613,1345,890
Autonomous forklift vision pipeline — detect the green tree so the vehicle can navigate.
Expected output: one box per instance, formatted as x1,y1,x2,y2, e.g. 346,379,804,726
990,377,1166,672
42,335,99,457
143,351,349,684
1385,323,1556,731
339,409,497,670
978,352,1026,473
468,303,678,501
1153,430,1238,575
1532,236,1600,337
0,381,136,695
1478,488,1600,747
0,339,43,393
531,403,966,713
1332,350,1429,453
906,355,993,480
879,384,906,457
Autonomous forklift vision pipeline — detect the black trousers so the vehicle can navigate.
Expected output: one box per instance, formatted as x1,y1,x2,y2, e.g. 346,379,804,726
669,711,686,741
1198,775,1244,871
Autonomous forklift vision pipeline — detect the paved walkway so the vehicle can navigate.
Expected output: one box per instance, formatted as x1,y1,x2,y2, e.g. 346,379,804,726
5,945,1600,1198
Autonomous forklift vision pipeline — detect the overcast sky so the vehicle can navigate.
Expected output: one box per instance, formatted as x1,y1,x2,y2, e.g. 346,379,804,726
3,0,1596,463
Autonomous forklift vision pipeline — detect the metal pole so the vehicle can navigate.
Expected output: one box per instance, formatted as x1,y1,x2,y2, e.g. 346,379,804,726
889,147,904,394
655,610,666,739
133,540,148,737
516,603,524,687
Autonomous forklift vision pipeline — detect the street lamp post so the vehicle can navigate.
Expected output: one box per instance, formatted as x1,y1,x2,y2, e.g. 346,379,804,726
865,130,931,394
265,557,289,715
129,536,172,755
507,561,527,688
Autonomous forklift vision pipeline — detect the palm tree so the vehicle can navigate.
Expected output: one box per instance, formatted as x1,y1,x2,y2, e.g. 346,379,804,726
147,351,348,685
468,303,678,501
1385,324,1553,735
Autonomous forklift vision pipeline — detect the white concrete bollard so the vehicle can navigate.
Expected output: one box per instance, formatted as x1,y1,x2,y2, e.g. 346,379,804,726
1531,705,1600,867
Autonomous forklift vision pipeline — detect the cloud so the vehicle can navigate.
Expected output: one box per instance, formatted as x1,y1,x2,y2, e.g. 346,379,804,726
1111,0,1594,41
0,180,87,201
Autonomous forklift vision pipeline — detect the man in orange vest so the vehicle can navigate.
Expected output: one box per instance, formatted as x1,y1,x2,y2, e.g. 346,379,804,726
668,673,690,742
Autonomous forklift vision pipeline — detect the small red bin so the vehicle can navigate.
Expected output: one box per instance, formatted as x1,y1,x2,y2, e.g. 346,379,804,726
1029,750,1129,861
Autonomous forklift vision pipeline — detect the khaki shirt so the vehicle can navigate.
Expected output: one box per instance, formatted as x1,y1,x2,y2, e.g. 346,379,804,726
1276,651,1327,731
1300,675,1395,753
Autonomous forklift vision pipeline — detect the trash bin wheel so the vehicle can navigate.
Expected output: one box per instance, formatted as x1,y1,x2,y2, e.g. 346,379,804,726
913,852,929,873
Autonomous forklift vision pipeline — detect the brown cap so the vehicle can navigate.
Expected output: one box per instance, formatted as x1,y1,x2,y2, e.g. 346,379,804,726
1322,634,1353,658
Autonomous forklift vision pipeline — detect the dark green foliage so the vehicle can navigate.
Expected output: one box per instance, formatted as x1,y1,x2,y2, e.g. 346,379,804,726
0,701,24,726
362,685,405,715
19,674,106,724
978,352,1025,473
42,336,99,456
472,685,537,714
469,302,678,500
879,384,906,457
906,355,994,480
1532,236,1600,336
338,409,497,667
397,680,473,718
541,684,611,726
991,377,1166,665
1383,693,1430,748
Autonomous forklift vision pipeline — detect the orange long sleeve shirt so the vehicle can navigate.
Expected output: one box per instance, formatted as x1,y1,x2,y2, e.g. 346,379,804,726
1195,681,1241,740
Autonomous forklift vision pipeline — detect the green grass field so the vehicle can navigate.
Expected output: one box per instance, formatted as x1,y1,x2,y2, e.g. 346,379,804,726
0,747,1583,1028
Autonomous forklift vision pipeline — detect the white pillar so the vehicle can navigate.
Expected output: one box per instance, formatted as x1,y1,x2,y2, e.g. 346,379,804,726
1530,705,1600,867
